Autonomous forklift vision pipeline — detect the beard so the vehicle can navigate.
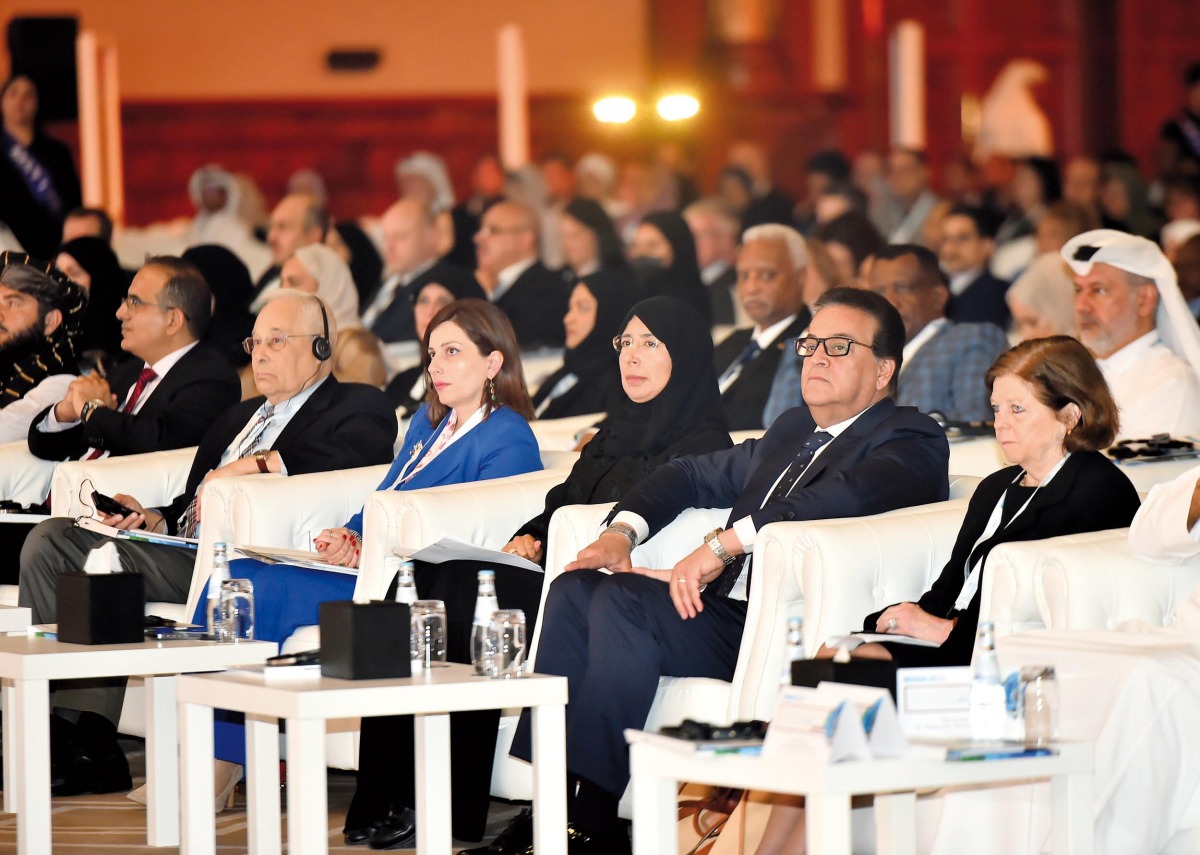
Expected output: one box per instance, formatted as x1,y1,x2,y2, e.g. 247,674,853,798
0,324,48,370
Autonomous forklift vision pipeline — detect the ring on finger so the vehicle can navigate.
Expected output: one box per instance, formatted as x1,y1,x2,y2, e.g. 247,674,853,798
887,617,898,631
676,578,688,585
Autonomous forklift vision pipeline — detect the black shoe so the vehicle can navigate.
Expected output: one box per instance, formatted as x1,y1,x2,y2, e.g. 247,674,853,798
460,807,534,854
50,749,132,796
368,806,417,850
520,822,631,855
344,821,383,846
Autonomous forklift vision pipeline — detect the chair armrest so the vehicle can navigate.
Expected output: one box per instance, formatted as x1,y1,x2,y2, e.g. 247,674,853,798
529,413,602,452
49,447,196,518
0,440,60,508
1034,529,1200,630
185,464,390,620
947,437,1006,479
978,538,1056,638
358,470,569,602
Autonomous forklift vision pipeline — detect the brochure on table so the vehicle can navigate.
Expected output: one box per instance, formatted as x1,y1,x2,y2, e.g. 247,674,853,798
763,682,907,763
895,666,972,739
396,535,542,572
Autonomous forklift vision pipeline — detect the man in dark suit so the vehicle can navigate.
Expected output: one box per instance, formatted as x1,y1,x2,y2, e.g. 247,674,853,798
474,201,567,349
480,288,949,855
28,256,240,462
939,205,1011,329
713,224,811,430
248,193,328,313
684,198,740,325
870,244,1009,423
360,198,477,343
18,290,397,795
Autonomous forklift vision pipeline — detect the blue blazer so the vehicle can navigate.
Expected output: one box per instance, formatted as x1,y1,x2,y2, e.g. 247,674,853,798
898,321,1009,423
344,404,542,533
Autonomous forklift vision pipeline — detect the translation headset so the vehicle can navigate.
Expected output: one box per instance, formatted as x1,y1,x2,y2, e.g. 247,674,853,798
311,297,332,362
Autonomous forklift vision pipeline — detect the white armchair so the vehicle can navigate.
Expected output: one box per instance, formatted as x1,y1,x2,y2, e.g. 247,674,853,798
0,440,59,507
49,447,196,519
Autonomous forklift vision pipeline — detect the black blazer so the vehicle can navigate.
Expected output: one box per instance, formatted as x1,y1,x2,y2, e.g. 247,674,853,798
947,270,1011,330
866,450,1141,665
713,313,811,431
160,376,398,532
612,397,950,592
495,261,568,350
370,260,478,344
28,343,241,462
707,265,737,326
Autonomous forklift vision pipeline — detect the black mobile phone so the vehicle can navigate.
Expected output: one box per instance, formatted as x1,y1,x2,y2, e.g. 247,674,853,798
266,649,321,667
92,490,134,517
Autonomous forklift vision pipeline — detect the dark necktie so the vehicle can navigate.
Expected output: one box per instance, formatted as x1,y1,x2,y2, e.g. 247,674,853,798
711,429,833,598
84,367,157,460
718,340,761,389
178,404,277,538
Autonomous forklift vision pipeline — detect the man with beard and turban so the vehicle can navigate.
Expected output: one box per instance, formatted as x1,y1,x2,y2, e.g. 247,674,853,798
0,253,87,442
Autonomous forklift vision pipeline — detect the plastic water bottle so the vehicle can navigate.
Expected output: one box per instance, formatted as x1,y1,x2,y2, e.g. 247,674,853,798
208,543,231,640
969,621,1006,741
780,616,804,686
471,570,499,675
394,559,417,605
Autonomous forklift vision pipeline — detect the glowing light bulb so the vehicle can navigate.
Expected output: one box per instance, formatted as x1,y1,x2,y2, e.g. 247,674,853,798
656,94,700,121
593,96,637,124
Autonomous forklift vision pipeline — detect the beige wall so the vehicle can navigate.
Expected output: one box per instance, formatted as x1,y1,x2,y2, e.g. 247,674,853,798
4,0,649,99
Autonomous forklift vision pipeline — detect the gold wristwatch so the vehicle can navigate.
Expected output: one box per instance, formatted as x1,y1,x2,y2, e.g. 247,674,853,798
253,449,270,473
704,527,736,566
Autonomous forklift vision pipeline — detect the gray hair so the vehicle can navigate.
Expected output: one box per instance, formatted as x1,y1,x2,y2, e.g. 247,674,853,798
742,223,808,272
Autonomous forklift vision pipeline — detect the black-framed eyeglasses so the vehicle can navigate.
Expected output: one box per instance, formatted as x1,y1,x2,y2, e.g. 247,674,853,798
242,334,319,354
794,335,876,358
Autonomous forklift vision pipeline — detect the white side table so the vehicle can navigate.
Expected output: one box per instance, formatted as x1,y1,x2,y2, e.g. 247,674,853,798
177,663,568,855
627,732,1094,855
0,636,276,854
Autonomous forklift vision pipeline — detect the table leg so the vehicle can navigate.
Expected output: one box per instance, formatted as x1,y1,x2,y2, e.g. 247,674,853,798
806,793,853,855
245,714,281,855
2,679,14,814
12,678,49,855
1053,769,1094,855
631,771,678,855
285,717,327,855
530,703,567,855
415,713,452,855
179,700,214,855
144,675,179,846
874,791,918,855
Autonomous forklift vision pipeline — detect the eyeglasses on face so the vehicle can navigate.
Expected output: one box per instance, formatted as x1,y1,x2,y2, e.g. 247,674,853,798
120,293,168,312
242,333,319,354
794,335,876,358
612,335,663,353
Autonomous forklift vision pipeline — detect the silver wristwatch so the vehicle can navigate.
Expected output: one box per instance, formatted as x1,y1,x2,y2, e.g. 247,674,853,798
603,521,638,551
704,527,736,566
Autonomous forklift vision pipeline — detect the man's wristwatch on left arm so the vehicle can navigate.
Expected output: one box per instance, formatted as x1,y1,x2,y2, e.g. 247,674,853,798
704,527,737,566
80,398,108,422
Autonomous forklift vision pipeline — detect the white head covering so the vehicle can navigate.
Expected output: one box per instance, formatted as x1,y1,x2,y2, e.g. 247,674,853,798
187,164,241,213
395,152,455,213
1163,219,1200,255
1006,251,1076,338
292,243,362,331
1061,228,1200,377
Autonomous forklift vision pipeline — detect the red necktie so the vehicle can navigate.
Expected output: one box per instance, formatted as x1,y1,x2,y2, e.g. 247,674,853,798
84,367,157,460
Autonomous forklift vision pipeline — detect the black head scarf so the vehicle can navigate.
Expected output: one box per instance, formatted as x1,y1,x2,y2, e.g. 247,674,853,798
594,295,730,457
334,221,385,304
0,252,87,408
564,197,627,272
412,271,487,304
182,244,255,368
58,237,125,358
635,211,711,323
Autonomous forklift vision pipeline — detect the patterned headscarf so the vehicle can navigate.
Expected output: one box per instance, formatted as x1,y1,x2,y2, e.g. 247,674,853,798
0,252,88,408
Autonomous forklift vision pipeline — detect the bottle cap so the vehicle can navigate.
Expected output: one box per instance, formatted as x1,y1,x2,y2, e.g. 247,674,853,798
478,569,496,580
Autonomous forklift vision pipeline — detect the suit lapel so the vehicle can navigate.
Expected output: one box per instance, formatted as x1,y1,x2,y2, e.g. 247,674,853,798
272,376,338,452
791,398,896,493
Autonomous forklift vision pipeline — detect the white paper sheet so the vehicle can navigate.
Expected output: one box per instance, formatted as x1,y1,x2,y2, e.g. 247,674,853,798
396,535,543,573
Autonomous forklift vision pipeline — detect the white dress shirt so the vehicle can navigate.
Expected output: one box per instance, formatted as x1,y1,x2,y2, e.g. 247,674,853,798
215,376,328,474
1128,463,1200,562
717,314,797,395
361,258,435,329
1097,330,1200,441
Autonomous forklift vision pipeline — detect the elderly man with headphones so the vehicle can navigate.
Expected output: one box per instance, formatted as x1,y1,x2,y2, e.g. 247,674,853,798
17,289,398,797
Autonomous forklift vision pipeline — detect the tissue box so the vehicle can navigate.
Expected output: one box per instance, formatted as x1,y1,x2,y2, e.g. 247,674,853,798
319,601,411,680
57,572,145,645
792,658,899,701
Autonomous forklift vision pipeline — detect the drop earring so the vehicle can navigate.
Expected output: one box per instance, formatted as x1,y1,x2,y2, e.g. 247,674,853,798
488,377,497,403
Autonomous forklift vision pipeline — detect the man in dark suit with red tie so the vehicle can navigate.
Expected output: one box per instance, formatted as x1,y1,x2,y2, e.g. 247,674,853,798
481,288,949,855
27,255,240,462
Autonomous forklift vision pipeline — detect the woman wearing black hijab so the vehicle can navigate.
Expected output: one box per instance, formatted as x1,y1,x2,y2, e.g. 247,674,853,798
629,210,712,323
532,269,637,420
180,244,256,372
55,236,126,364
345,295,732,849
333,221,385,305
383,273,488,414
559,197,627,282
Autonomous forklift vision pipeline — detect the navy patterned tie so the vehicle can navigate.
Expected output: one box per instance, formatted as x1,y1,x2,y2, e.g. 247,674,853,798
768,431,833,503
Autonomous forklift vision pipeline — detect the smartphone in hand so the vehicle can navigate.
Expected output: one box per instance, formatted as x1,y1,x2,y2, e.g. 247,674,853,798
92,490,134,517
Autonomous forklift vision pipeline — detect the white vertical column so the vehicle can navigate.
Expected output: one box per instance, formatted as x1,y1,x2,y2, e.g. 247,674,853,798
497,24,529,172
889,20,926,151
75,32,103,208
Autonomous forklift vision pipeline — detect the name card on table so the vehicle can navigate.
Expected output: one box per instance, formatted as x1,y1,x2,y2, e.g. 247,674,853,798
895,666,972,739
763,682,907,763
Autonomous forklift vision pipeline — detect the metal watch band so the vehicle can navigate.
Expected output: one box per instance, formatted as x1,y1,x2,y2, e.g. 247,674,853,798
704,527,736,566
603,522,638,551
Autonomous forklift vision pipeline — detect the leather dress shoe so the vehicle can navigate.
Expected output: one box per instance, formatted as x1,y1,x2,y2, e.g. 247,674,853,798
459,807,533,854
50,748,132,797
343,821,382,846
519,822,631,855
368,806,417,850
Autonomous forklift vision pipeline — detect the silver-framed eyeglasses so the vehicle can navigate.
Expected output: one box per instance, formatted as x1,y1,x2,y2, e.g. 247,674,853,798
120,293,167,312
794,335,876,358
242,334,320,354
612,335,663,353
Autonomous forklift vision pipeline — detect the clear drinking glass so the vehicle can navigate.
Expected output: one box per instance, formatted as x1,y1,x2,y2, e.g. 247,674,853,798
487,609,527,678
410,599,448,670
1021,665,1058,745
218,579,255,642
